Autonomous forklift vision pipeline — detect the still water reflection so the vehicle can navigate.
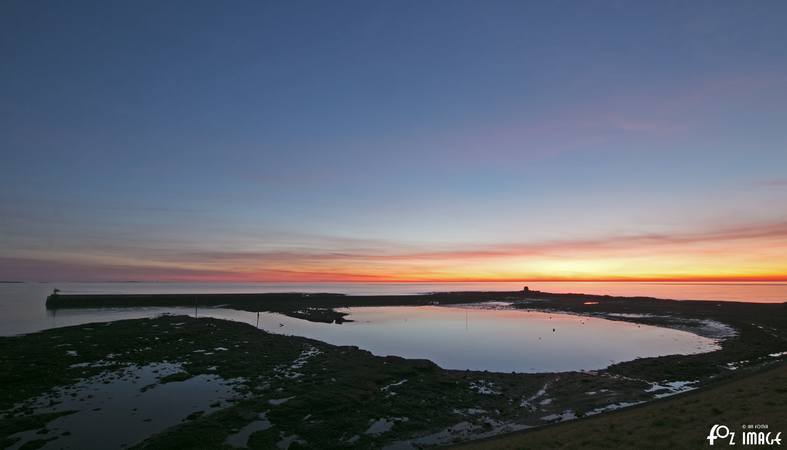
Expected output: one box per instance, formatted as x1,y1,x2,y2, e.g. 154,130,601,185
254,305,719,372
41,304,718,373
1,283,723,372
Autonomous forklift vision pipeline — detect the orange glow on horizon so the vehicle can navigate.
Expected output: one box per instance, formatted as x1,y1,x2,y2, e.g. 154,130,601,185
160,271,787,284
9,220,786,284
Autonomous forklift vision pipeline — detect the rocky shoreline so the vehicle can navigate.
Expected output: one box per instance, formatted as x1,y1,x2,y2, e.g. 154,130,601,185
2,291,784,448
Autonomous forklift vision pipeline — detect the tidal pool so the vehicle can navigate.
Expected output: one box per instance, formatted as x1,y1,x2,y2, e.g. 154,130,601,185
7,362,245,450
23,303,721,373
209,304,721,373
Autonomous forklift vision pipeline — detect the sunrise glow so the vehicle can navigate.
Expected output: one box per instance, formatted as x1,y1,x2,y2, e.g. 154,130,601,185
1,2,786,285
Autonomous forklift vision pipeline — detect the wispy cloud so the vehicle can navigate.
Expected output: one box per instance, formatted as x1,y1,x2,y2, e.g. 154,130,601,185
162,219,787,263
0,257,242,282
753,179,787,188
6,219,785,282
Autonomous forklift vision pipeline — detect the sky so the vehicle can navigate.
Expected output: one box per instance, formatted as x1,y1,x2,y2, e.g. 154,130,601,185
1,0,787,282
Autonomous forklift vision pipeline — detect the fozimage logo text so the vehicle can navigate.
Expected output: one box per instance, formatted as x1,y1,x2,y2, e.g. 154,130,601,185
707,424,782,446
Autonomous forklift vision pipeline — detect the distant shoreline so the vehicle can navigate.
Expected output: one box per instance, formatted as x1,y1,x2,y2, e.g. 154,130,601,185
13,280,785,303
45,288,786,310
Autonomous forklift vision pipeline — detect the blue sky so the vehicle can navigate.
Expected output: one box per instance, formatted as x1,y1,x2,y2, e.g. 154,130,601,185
1,1,786,281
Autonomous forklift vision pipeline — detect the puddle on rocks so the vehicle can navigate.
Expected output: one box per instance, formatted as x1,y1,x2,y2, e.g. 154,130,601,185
225,411,272,448
6,362,246,450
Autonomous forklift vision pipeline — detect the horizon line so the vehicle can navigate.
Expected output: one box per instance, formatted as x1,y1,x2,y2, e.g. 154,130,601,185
13,277,787,284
